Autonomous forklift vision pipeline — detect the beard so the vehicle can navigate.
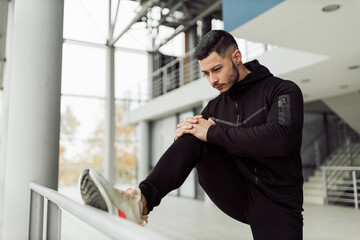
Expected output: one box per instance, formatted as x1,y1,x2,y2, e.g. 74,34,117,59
229,61,240,85
212,61,241,92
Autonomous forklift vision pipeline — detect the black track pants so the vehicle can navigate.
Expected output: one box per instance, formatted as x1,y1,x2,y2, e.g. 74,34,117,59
139,134,303,240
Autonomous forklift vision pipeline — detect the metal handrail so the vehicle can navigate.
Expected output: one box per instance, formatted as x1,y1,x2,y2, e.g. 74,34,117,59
321,166,360,209
321,166,360,171
324,143,360,188
301,115,360,182
29,182,167,240
326,149,350,185
151,48,196,76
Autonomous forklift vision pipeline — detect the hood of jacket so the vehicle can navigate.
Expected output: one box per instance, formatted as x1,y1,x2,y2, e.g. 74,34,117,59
228,59,273,98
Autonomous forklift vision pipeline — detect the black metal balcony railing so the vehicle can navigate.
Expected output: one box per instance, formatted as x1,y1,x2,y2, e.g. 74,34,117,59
301,115,360,181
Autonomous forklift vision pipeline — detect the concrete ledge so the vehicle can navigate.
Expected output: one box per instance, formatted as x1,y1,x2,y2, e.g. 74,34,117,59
123,78,218,124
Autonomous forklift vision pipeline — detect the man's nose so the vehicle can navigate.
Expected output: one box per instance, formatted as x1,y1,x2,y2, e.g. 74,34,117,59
209,74,218,86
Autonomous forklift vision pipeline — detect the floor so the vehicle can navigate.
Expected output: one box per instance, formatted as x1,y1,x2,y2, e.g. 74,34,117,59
56,187,360,240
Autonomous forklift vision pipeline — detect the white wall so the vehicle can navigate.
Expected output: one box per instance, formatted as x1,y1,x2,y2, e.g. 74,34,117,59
323,91,360,135
151,115,177,195
151,115,177,167
178,110,196,198
149,109,202,199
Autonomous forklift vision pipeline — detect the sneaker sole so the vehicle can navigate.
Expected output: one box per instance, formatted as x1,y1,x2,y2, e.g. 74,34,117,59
80,169,108,212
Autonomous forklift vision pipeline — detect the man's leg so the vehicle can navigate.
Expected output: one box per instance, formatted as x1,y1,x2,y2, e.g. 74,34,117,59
247,185,303,240
196,145,249,223
81,134,248,225
139,134,205,213
139,134,249,223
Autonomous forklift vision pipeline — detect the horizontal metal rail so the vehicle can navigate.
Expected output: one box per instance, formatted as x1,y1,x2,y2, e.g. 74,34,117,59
29,182,167,240
321,166,360,171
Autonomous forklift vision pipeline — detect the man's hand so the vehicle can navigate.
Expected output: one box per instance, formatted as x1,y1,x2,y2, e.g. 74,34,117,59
175,116,215,142
175,115,203,140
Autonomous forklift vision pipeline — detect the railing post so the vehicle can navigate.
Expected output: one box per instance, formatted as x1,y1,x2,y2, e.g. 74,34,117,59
179,57,184,87
323,169,328,205
346,137,353,166
352,170,358,209
162,68,167,95
29,190,44,240
190,56,196,82
46,200,62,240
314,140,321,168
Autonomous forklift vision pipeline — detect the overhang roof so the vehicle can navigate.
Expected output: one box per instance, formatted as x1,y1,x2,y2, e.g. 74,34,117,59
228,0,360,102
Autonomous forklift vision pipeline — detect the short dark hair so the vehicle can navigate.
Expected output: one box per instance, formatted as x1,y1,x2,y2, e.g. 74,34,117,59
195,30,238,60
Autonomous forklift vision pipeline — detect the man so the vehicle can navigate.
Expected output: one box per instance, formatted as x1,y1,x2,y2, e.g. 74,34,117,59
80,30,304,239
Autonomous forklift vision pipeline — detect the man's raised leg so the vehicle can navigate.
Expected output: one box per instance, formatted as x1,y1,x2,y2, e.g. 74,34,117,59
80,133,249,225
139,134,249,224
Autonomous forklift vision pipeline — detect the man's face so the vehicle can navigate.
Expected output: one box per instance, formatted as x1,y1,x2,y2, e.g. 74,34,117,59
199,51,239,93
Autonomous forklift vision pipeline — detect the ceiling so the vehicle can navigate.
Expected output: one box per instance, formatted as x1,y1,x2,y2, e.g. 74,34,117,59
138,0,221,29
230,0,360,103
1,0,359,105
0,0,222,90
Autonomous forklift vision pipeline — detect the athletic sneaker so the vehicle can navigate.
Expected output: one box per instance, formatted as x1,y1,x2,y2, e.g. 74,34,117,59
80,169,148,225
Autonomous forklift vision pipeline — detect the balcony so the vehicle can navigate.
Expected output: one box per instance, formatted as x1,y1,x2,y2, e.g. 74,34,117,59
124,39,275,112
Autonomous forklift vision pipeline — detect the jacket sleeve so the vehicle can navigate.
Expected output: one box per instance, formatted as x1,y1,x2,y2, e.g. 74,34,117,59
200,100,212,119
206,81,303,158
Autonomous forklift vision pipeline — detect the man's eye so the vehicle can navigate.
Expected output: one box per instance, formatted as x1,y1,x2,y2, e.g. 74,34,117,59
203,72,209,76
214,68,221,72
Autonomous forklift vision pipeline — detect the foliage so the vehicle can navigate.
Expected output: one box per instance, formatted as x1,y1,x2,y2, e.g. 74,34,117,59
59,101,137,186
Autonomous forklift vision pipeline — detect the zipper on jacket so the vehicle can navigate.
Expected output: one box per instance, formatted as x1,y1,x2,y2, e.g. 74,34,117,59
235,101,240,125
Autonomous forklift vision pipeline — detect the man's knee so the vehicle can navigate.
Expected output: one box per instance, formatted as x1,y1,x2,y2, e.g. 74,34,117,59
178,133,200,142
175,134,204,148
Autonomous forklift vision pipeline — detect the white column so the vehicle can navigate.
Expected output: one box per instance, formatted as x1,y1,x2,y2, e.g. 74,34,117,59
0,0,13,228
2,0,64,239
136,121,149,184
103,46,115,184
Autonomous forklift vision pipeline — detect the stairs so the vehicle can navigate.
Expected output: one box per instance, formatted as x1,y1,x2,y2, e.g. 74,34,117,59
303,143,360,205
304,171,325,204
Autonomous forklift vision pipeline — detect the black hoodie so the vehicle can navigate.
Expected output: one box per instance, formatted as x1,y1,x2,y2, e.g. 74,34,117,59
202,59,304,212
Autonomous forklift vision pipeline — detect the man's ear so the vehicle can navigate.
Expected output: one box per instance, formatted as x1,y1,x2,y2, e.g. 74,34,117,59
232,49,242,65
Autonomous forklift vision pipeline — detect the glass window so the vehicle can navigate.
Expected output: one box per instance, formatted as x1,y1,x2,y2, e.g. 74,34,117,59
113,1,148,51
62,43,106,97
59,96,105,186
114,100,136,185
115,50,148,98
114,24,149,51
63,0,108,44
